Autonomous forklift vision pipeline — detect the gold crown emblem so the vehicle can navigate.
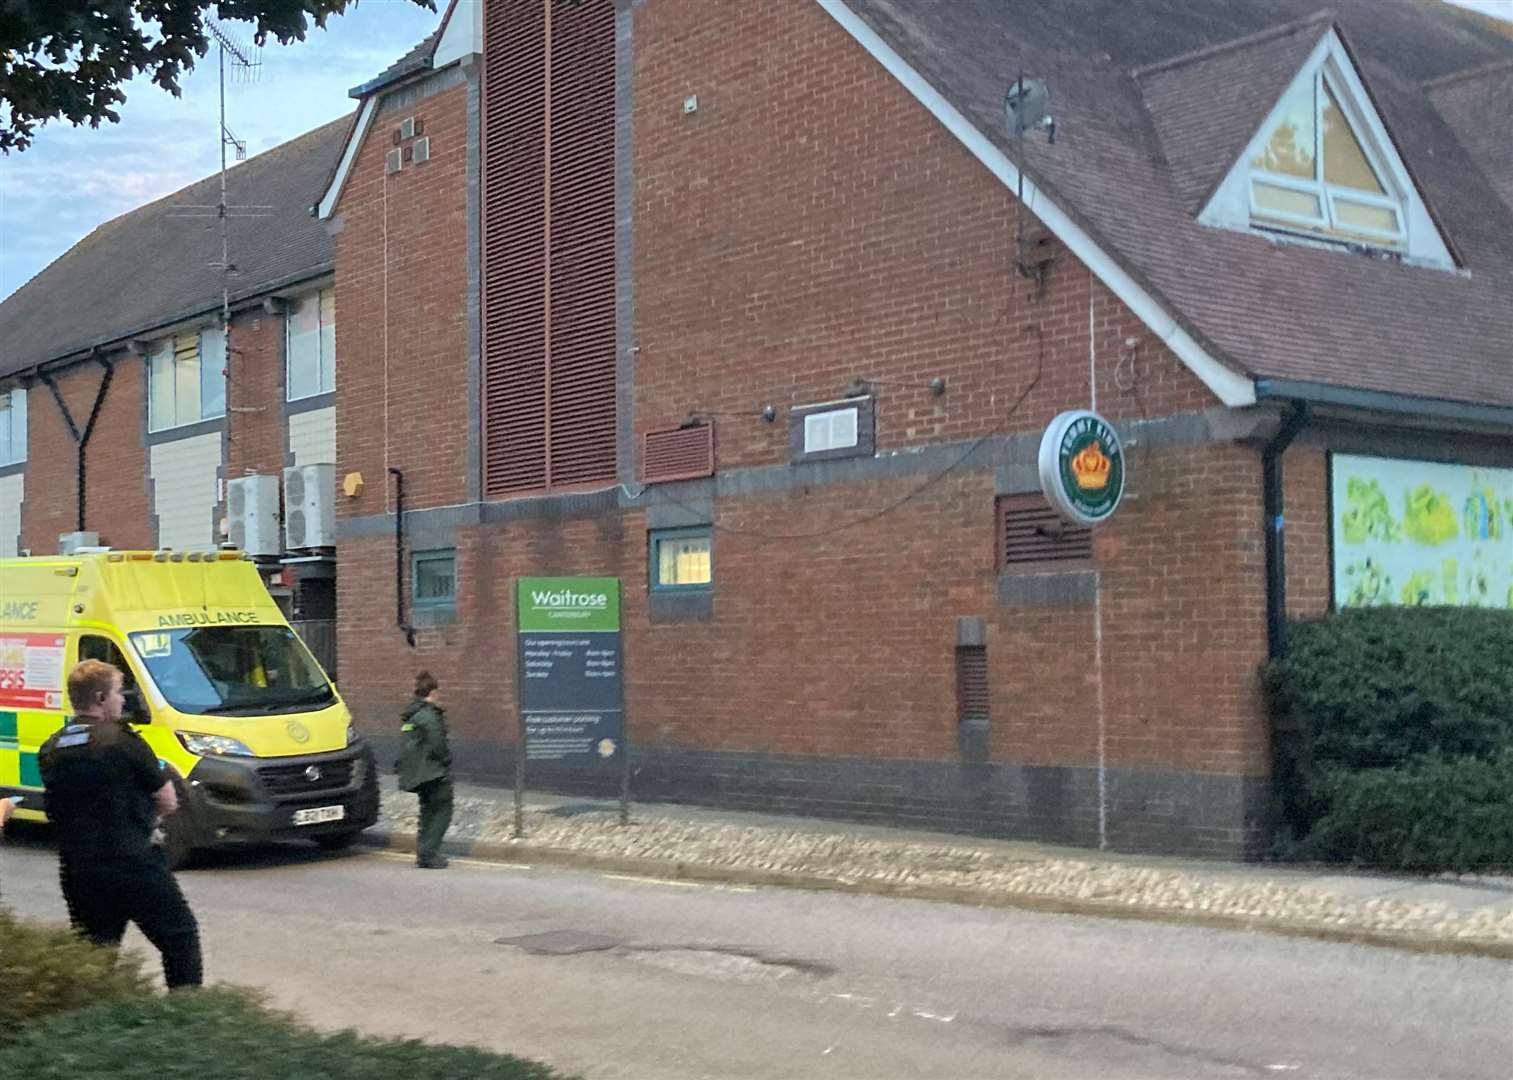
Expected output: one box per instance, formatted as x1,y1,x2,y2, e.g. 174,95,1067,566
1070,443,1111,490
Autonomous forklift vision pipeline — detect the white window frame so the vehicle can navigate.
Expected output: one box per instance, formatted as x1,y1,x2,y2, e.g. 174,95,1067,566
286,287,336,402
148,329,227,433
1198,29,1454,270
803,407,860,454
1245,68,1404,247
0,388,26,466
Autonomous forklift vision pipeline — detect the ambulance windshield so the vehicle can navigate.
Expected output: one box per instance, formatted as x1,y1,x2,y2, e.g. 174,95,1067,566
129,626,335,716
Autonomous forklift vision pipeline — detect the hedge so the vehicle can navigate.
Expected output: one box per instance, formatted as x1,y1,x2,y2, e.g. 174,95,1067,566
1265,606,1513,872
0,907,152,1033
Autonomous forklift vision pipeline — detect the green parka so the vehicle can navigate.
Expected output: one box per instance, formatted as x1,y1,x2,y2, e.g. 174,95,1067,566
395,698,451,792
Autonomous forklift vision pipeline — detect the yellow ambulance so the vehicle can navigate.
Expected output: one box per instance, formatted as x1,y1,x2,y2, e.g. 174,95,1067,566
0,550,377,866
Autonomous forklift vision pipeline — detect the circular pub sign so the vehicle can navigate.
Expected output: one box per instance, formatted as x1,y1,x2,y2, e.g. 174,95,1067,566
1037,409,1126,526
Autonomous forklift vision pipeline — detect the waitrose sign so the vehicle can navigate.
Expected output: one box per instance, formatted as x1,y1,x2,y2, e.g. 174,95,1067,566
517,578,620,632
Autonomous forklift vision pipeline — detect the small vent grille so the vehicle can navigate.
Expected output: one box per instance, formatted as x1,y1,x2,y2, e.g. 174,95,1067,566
285,469,306,504
287,510,307,547
956,646,989,724
228,485,245,517
643,424,714,484
997,494,1093,571
229,519,246,550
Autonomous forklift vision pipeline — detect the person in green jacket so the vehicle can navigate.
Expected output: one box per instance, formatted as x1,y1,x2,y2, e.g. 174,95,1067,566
396,671,452,869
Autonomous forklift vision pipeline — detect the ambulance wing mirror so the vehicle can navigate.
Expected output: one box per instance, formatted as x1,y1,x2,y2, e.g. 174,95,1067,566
123,687,151,724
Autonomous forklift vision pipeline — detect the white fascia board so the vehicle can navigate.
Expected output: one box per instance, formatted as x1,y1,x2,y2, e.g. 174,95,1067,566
433,0,482,70
317,96,378,221
1315,30,1454,267
1200,29,1454,269
815,0,1256,409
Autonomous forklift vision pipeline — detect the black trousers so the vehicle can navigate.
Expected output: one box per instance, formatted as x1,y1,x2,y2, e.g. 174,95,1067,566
60,851,203,989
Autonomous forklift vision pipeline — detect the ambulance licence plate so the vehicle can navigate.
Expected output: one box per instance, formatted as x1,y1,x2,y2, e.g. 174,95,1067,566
292,805,345,826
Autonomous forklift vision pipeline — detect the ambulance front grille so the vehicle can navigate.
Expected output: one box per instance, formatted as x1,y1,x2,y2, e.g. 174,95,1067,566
259,759,354,798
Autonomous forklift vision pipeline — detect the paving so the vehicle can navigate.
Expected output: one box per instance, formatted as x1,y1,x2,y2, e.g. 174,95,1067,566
368,776,1513,959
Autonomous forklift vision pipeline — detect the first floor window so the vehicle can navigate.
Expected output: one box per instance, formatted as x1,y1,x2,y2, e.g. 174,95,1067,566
650,528,713,590
149,329,226,432
286,287,336,401
0,388,26,466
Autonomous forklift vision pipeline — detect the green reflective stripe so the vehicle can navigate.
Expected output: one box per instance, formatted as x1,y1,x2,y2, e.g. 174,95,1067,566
19,752,41,788
0,710,17,744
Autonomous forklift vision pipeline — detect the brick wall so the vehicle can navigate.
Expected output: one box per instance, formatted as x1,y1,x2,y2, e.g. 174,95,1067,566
333,82,472,520
21,355,153,553
329,0,1287,855
226,309,288,480
631,0,1215,469
1283,447,1332,619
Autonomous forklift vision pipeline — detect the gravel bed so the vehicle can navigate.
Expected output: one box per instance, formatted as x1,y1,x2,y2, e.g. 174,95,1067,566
378,789,1513,946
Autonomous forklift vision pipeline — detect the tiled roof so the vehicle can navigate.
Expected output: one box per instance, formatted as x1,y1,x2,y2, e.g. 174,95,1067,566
346,0,455,98
844,0,1513,411
0,116,350,379
348,28,441,98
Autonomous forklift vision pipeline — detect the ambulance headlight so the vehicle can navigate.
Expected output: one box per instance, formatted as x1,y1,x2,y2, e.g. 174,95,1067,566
346,723,358,747
177,732,255,757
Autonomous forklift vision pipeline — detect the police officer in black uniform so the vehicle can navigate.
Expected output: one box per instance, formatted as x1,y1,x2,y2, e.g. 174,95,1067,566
39,658,203,989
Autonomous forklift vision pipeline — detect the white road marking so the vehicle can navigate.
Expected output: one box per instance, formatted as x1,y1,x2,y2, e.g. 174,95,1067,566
604,873,706,889
365,850,532,870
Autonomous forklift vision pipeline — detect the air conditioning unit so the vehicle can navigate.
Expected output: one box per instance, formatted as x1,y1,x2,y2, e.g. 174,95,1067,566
283,463,336,550
58,532,101,555
226,476,280,557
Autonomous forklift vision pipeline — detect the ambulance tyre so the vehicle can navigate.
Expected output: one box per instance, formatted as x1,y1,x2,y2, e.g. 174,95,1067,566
160,776,199,871
315,830,362,852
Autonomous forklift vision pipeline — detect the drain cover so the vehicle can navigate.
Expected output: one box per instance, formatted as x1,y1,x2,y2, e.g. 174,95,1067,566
494,930,622,955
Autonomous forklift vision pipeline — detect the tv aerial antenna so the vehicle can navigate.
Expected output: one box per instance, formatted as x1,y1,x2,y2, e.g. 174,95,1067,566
1005,73,1057,286
167,20,271,431
205,19,264,329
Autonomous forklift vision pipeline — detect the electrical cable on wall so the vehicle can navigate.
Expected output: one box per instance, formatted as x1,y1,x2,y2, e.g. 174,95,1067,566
643,323,1046,543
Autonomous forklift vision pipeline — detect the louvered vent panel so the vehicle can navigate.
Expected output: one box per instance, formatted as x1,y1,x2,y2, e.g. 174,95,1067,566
482,0,549,496
643,425,714,484
955,646,990,725
547,0,617,488
997,494,1094,571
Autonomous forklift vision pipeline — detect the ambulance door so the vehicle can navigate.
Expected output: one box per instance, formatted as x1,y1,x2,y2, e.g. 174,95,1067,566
76,634,151,726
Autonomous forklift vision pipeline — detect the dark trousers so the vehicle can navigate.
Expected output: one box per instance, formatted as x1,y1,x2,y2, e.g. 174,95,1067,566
60,852,203,989
415,777,453,864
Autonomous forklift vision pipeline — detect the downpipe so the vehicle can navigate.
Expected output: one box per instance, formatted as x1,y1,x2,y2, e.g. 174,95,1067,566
388,467,416,647
40,354,115,533
1262,401,1310,661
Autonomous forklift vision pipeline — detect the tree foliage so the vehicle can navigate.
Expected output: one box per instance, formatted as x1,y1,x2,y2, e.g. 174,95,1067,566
0,0,434,152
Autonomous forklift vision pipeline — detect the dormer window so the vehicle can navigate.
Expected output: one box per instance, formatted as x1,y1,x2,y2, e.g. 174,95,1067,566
1249,70,1402,248
1198,28,1453,270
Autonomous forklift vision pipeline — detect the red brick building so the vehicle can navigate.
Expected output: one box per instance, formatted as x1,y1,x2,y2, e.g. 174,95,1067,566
5,0,1512,856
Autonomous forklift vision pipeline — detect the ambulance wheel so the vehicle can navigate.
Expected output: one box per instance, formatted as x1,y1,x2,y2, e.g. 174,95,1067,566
315,830,362,852
160,777,199,871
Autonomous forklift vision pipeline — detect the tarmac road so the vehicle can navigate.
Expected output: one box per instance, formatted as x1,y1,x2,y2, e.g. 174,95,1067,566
2,835,1509,1080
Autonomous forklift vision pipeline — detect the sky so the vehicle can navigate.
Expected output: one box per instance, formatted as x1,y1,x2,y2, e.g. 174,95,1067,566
0,0,443,301
1,0,1510,302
